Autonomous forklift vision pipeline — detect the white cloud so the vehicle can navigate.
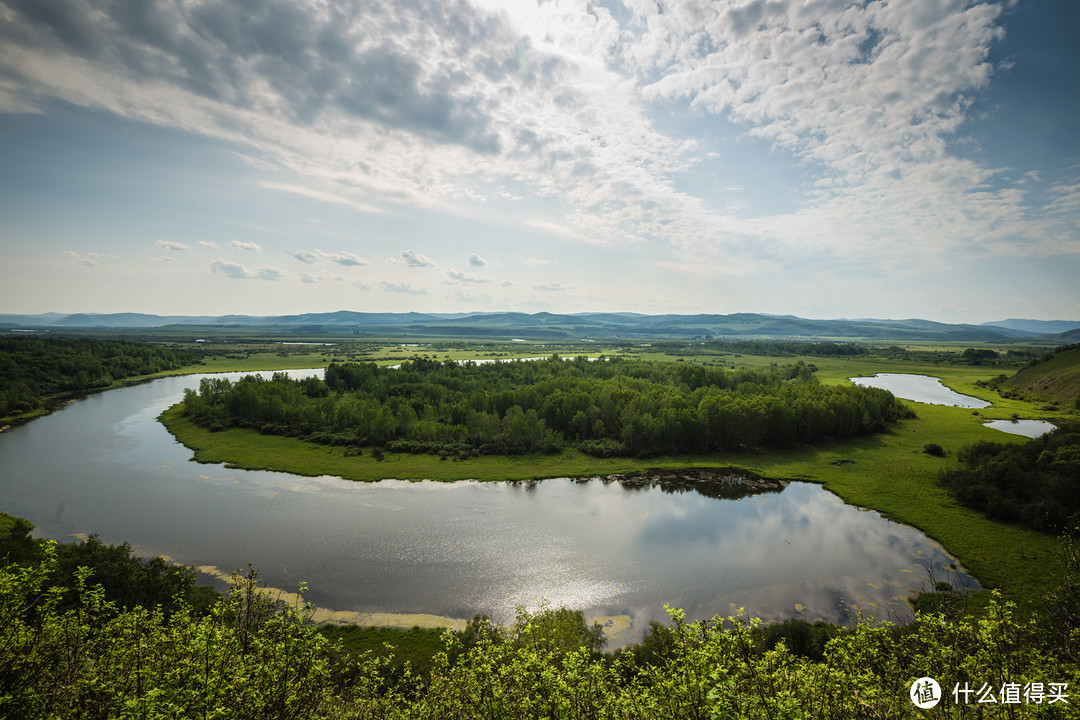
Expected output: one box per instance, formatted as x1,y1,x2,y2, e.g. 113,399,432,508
210,260,252,279
156,240,190,252
198,240,218,248
401,249,436,268
292,251,319,264
351,280,373,291
380,280,427,295
521,256,554,267
445,268,493,284
229,240,261,252
256,266,285,281
210,260,282,280
467,253,488,267
322,250,368,267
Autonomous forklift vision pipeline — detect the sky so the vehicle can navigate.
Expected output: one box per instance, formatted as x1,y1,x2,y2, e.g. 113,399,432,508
0,0,1078,323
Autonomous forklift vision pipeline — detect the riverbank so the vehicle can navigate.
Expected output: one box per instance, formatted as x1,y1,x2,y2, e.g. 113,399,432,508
159,397,1062,611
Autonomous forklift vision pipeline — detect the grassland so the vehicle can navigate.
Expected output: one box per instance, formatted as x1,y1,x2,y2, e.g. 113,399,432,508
157,345,1077,608
1002,345,1080,405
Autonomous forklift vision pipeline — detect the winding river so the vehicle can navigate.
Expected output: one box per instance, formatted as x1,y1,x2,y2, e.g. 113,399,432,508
0,372,977,644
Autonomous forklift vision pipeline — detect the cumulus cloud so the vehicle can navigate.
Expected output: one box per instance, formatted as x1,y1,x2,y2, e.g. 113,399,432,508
380,280,428,295
256,266,285,281
229,240,261,251
198,240,218,248
401,249,436,267
292,251,319,264
322,250,368,267
445,268,493,284
467,253,488,267
156,240,190,252
210,260,251,279
210,260,282,280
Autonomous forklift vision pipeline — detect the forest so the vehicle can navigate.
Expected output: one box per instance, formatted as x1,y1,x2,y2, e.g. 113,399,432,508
938,428,1080,532
179,356,913,458
0,337,195,418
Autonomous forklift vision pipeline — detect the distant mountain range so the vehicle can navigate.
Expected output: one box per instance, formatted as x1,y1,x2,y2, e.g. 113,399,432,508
1,311,1078,343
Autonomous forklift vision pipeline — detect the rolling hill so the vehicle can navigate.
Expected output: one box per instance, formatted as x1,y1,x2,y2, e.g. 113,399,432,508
2,311,1078,343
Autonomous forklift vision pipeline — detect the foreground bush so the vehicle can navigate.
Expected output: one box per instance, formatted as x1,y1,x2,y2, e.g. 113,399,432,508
1,546,1077,718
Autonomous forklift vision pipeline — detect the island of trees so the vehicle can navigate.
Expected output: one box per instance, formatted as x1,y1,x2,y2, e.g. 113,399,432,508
178,356,913,459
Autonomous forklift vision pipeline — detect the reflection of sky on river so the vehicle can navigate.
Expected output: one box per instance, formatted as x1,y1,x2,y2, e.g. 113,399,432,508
0,372,977,646
983,419,1056,438
850,373,990,408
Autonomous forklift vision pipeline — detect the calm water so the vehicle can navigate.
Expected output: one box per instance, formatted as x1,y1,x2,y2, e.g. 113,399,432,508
0,372,977,643
982,419,1057,438
850,373,991,408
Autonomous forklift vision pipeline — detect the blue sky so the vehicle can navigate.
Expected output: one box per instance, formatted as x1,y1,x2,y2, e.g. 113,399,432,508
1,0,1077,323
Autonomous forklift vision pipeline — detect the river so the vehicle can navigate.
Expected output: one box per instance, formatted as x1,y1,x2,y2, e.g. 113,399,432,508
0,371,976,644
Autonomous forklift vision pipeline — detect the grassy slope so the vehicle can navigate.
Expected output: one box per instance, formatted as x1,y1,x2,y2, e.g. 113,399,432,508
1001,346,1080,406
159,350,1074,607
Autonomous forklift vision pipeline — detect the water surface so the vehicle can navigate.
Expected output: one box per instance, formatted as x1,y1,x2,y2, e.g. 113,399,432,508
850,373,991,408
0,372,977,643
983,419,1057,438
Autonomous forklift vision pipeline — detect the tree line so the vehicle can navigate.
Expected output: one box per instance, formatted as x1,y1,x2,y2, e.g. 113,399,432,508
0,512,217,617
647,339,1042,364
0,337,195,417
180,356,913,457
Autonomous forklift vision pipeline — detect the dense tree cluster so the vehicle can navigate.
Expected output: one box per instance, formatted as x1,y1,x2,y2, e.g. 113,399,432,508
657,339,1041,364
0,337,195,417
181,357,912,457
0,512,216,617
937,428,1080,532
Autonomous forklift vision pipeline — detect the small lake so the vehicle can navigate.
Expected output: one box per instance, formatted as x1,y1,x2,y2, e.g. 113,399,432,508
0,372,977,645
849,373,991,408
982,419,1057,438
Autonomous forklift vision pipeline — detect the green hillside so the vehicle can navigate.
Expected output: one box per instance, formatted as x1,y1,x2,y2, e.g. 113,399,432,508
1000,344,1080,407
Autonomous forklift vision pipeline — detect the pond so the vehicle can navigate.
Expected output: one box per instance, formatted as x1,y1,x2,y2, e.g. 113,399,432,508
0,372,978,645
982,419,1057,438
849,373,991,408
